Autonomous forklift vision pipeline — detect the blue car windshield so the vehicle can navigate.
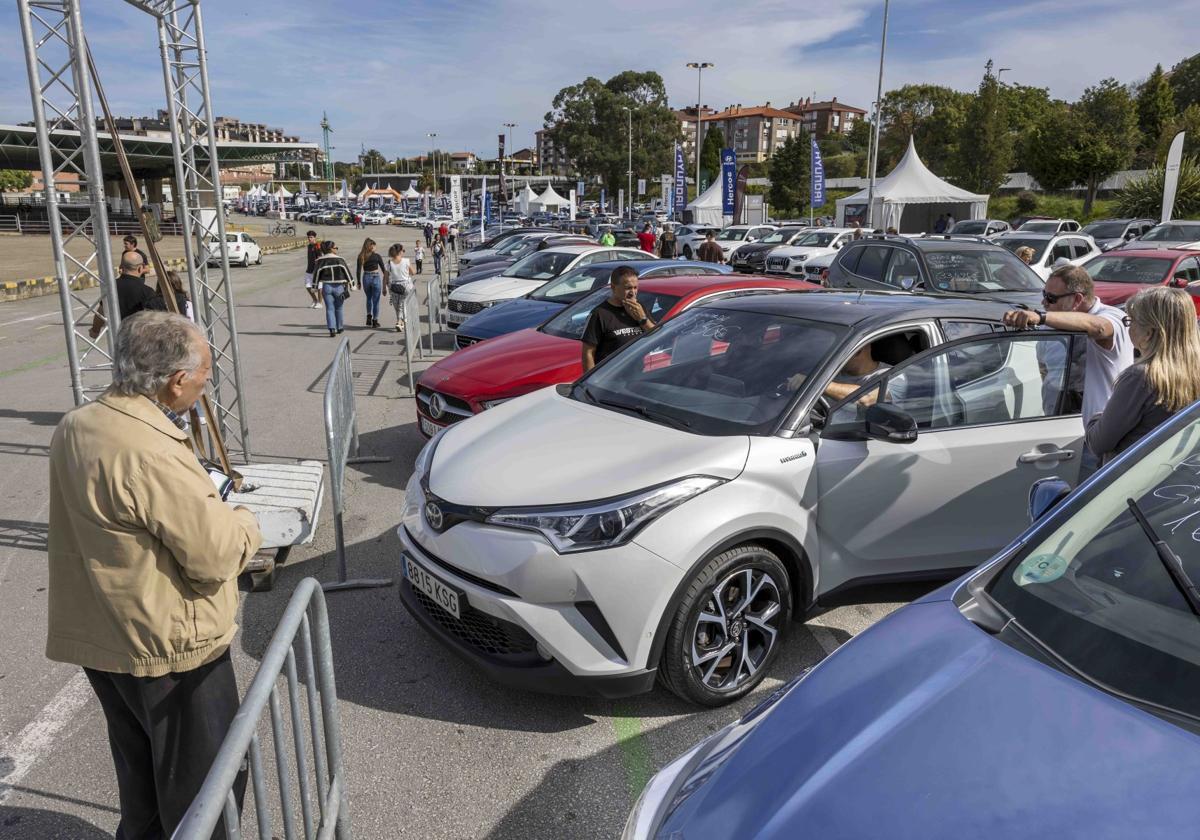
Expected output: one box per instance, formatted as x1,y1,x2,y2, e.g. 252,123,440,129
529,265,614,303
989,414,1200,721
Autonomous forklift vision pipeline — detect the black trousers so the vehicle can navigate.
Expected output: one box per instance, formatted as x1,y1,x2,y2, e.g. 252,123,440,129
84,649,246,840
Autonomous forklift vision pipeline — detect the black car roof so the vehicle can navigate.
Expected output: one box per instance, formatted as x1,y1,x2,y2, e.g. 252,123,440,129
702,288,1015,328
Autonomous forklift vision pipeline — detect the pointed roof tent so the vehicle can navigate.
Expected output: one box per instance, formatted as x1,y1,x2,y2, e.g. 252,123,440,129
530,183,567,209
685,178,726,226
514,184,538,213
402,183,422,199
835,137,989,232
273,185,293,198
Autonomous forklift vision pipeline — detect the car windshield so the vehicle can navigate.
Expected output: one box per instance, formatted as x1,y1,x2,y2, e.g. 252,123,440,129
794,231,840,247
950,220,988,234
1083,222,1130,239
495,236,537,255
997,237,1050,261
1020,221,1061,233
716,229,749,241
578,307,844,435
761,228,803,244
1082,255,1174,284
1142,222,1200,242
988,412,1200,722
529,265,615,302
923,247,1044,292
503,250,583,280
541,287,680,341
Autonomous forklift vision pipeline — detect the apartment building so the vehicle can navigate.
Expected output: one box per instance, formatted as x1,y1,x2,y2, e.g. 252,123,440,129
700,103,804,164
674,105,717,163
535,128,572,176
784,97,867,140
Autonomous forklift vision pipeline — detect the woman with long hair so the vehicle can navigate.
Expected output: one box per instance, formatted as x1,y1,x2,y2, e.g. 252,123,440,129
386,243,415,333
356,237,386,328
313,240,354,336
1085,286,1200,463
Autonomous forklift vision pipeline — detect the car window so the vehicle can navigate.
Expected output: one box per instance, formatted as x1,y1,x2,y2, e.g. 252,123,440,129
923,248,1043,292
1051,240,1074,261
1068,238,1092,259
1182,257,1200,284
503,250,581,279
542,288,680,341
884,249,921,289
529,265,613,302
940,320,997,341
988,412,1200,721
853,245,891,282
827,332,1080,431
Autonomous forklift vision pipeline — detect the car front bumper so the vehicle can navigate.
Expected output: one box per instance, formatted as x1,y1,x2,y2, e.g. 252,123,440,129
396,474,683,695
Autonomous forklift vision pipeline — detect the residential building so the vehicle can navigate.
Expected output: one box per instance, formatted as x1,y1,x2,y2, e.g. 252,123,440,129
700,103,804,164
675,105,716,164
449,151,478,172
784,96,867,140
535,128,573,176
509,148,537,175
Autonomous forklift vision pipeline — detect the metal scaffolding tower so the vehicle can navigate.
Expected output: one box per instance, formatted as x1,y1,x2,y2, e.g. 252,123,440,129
16,0,252,459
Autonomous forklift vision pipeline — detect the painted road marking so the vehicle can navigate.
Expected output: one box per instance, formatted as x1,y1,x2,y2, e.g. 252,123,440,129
0,671,92,805
0,311,58,328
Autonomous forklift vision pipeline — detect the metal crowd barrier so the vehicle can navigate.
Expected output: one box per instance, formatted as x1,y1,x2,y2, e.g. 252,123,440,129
425,276,445,353
172,578,350,840
322,338,392,592
399,290,423,392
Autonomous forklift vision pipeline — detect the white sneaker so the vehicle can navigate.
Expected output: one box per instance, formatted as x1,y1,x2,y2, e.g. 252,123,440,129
311,302,320,308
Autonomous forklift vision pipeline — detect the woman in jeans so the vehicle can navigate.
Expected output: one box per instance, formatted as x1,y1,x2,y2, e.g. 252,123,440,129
356,237,386,328
1085,286,1200,464
312,240,354,336
387,243,415,333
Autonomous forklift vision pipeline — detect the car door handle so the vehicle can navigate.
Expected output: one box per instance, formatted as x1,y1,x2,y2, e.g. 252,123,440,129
1018,448,1075,464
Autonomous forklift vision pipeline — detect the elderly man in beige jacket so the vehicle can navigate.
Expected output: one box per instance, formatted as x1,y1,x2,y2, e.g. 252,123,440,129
47,310,262,839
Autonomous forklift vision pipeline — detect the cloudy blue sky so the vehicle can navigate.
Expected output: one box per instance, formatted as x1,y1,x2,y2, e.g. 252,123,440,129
2,0,1195,161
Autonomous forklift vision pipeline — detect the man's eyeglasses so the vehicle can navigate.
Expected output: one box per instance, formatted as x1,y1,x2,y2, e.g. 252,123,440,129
1121,314,1132,327
1042,290,1076,304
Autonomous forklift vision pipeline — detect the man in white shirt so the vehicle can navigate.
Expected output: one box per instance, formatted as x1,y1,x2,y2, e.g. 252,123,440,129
1003,264,1133,479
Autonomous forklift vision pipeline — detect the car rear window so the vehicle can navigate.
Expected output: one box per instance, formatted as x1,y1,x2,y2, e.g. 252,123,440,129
1083,255,1174,284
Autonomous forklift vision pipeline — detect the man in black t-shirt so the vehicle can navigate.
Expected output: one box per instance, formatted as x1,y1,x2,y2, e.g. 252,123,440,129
89,252,163,338
581,265,656,371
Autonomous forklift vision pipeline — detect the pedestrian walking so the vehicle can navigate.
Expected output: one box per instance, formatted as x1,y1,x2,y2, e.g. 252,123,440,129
89,251,162,338
433,237,445,276
356,237,386,328
303,230,322,307
658,225,677,259
599,228,616,246
155,270,192,320
1085,287,1200,464
48,310,263,840
313,240,354,337
439,221,449,241
1003,264,1133,480
448,223,459,252
414,241,425,275
637,223,657,254
697,230,724,264
387,243,415,333
423,222,434,248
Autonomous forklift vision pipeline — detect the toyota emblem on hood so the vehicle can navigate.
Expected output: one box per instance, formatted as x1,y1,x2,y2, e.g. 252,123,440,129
424,501,444,531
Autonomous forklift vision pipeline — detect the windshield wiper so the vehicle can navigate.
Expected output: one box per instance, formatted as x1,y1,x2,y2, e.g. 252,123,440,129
592,395,693,431
1127,497,1200,617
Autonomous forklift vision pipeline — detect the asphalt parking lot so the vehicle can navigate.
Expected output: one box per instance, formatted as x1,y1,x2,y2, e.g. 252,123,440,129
0,226,935,838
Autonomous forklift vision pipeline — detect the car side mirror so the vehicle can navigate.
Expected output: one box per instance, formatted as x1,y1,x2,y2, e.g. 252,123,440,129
899,276,917,291
864,403,917,443
1028,477,1071,522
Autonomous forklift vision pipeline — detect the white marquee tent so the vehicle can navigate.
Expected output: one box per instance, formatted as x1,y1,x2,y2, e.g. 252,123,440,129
685,179,726,227
530,183,567,210
835,137,988,232
273,185,293,199
335,180,354,200
401,183,422,199
514,184,538,214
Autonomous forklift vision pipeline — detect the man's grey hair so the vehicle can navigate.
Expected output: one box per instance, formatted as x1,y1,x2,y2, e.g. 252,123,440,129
112,311,204,397
1049,264,1094,300
120,251,144,272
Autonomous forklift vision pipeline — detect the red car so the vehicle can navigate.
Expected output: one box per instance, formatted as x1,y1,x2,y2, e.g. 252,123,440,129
415,274,819,437
1083,248,1200,313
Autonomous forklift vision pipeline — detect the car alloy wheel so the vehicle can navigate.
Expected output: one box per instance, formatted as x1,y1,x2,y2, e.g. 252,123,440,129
660,544,791,706
241,254,250,267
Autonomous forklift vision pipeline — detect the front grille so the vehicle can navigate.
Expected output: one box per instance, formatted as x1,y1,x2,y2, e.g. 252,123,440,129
416,387,475,424
766,257,789,271
805,265,824,277
456,334,480,350
410,585,538,658
449,299,486,315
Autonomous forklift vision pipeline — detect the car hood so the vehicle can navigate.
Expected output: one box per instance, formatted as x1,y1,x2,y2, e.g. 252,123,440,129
456,257,517,278
458,298,565,339
451,276,545,302
1093,280,1153,307
770,245,836,259
429,387,749,506
734,242,781,261
662,598,1200,839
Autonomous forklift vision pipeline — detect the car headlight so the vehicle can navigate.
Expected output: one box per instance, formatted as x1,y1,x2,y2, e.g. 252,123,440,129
622,671,808,839
485,476,724,553
413,427,446,480
790,254,808,263
480,397,515,410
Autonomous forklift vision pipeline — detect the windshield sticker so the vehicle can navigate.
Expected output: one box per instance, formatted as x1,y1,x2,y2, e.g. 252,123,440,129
1013,553,1070,586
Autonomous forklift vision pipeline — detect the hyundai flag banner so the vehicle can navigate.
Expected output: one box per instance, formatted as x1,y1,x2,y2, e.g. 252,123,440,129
811,136,826,209
721,148,736,215
577,180,585,200
673,143,686,215
449,175,464,221
600,188,606,213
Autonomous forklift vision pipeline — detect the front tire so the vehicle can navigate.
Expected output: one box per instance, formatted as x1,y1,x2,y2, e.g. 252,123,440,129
241,254,250,267
659,544,791,706
683,245,693,260
255,251,262,265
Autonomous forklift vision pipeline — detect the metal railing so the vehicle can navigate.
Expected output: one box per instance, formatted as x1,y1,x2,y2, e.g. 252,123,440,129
398,288,424,392
172,577,349,840
0,215,185,236
425,275,445,354
322,338,392,592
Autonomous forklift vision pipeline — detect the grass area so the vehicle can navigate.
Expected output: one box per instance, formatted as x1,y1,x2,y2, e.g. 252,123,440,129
987,194,1118,224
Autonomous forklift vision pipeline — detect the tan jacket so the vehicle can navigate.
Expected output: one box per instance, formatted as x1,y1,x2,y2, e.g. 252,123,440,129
47,390,262,677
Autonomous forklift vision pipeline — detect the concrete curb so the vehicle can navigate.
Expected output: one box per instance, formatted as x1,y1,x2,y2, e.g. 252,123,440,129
1,240,305,304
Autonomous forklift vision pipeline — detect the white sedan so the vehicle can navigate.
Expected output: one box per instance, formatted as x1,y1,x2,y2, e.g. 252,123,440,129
674,225,722,260
714,224,777,261
764,228,857,276
205,232,261,267
993,232,1102,281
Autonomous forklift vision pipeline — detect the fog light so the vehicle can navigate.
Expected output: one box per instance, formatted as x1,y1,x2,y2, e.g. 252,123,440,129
536,643,553,662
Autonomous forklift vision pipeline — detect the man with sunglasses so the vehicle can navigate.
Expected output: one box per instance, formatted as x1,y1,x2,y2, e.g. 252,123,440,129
1003,264,1133,479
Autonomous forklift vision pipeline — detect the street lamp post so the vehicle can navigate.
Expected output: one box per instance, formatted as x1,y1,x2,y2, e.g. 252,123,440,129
622,106,632,220
686,62,713,210
865,0,889,229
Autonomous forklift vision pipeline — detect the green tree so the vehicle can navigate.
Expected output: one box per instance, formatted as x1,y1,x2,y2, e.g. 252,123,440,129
951,62,1013,194
699,125,725,189
361,148,387,173
1115,155,1200,219
1169,52,1200,112
0,169,33,193
545,70,681,196
1137,64,1176,164
767,132,811,216
416,169,435,192
877,84,972,174
1001,84,1055,172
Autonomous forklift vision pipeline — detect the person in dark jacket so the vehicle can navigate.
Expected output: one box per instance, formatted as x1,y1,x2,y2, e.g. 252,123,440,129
1085,286,1200,464
89,251,164,338
658,225,678,259
303,230,322,307
312,241,354,337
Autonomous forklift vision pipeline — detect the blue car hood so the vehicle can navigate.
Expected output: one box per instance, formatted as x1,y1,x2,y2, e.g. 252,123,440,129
458,298,564,340
664,599,1200,839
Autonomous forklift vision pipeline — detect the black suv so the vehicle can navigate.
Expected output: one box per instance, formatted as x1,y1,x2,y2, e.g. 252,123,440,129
731,226,810,273
825,235,1045,307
